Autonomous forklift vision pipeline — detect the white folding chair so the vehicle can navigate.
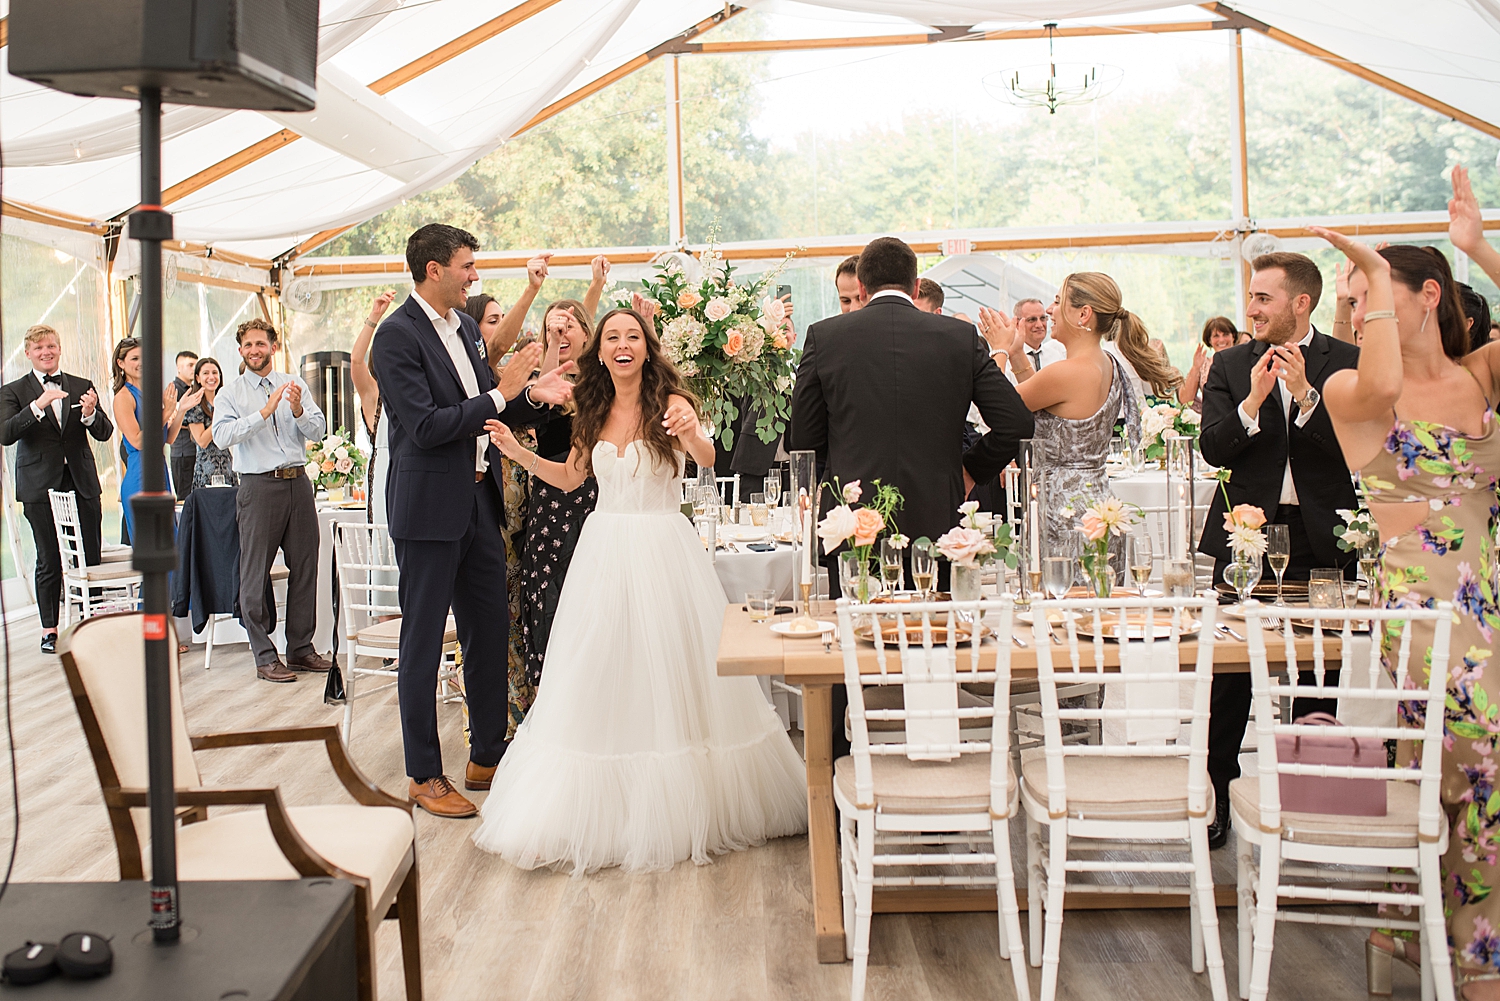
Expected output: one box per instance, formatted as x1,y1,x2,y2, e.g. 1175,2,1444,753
1234,601,1453,1001
334,522,461,743
1023,593,1227,1001
834,596,1029,1001
48,489,142,627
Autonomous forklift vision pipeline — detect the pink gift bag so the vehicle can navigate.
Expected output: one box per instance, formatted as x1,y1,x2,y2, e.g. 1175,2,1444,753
1275,712,1388,817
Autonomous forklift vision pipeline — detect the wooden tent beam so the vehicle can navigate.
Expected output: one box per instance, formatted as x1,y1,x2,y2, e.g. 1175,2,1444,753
1,198,109,234
1201,2,1500,141
685,20,1226,55
161,0,569,208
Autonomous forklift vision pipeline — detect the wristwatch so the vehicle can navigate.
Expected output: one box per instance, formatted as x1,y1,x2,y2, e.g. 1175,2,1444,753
1293,387,1320,413
522,385,537,409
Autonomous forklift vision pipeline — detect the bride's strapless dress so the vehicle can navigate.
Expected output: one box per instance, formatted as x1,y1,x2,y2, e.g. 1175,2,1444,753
472,440,808,874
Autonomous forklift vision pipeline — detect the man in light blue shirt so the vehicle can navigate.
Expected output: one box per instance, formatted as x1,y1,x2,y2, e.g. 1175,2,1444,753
212,318,330,682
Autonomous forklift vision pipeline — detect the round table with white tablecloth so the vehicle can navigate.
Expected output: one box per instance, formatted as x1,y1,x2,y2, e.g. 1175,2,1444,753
1106,467,1219,513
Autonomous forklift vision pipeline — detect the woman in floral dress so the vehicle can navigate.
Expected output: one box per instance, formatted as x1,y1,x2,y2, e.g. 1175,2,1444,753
1317,214,1500,998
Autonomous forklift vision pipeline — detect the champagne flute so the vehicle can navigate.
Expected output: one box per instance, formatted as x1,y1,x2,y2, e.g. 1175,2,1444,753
1128,529,1154,593
763,472,781,510
880,538,905,592
1266,524,1290,605
911,541,936,600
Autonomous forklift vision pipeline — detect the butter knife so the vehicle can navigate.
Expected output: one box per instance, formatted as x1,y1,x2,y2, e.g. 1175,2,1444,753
1217,622,1246,642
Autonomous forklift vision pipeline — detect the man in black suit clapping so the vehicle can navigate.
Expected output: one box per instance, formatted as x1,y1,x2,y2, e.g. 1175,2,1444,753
790,237,1034,756
1198,251,1359,847
0,324,114,653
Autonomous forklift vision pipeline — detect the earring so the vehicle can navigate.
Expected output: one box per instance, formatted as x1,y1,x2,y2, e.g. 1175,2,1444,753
600,358,606,366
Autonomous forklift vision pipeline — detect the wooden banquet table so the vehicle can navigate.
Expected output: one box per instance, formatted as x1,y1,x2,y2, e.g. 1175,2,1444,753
716,599,1343,964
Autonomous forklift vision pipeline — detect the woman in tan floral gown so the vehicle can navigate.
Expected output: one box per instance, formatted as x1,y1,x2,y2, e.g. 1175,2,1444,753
1318,209,1500,998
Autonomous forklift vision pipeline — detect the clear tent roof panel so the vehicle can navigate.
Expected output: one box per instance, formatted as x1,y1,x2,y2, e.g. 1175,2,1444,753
0,0,1497,263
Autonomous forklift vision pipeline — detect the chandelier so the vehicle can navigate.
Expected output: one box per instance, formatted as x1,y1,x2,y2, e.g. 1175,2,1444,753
983,24,1123,115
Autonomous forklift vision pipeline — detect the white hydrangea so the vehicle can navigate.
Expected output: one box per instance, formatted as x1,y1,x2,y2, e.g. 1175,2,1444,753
734,317,764,362
661,314,707,363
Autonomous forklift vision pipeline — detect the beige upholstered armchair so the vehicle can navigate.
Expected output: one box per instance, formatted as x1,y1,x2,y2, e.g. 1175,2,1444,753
58,612,422,1001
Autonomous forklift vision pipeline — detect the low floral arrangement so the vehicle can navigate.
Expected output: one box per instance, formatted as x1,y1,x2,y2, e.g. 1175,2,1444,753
1076,497,1139,597
934,501,1017,569
305,428,367,492
1140,396,1202,462
1333,507,1377,554
1215,470,1267,561
619,236,800,451
817,479,904,601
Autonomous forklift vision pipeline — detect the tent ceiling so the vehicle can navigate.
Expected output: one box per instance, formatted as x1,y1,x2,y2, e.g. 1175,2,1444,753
2,0,1498,266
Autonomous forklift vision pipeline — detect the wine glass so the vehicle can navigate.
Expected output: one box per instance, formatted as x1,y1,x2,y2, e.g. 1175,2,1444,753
1127,529,1154,594
879,538,905,593
911,540,936,600
1266,524,1290,605
763,472,781,510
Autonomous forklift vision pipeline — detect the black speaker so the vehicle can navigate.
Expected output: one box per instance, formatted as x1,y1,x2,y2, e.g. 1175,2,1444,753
8,0,319,112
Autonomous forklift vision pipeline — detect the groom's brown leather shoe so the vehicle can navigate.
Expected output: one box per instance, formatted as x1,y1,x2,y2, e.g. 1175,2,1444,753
464,761,496,791
408,776,477,818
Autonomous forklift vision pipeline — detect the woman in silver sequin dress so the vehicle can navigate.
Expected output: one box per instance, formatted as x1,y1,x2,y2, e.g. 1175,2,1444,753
982,272,1163,572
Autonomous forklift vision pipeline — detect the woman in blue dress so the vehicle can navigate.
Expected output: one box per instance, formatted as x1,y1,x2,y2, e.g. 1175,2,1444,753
110,337,197,542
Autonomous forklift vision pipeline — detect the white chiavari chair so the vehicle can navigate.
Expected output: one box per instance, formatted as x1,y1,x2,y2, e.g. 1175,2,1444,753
334,523,461,743
1023,593,1227,1001
715,473,741,506
1234,601,1453,1001
49,489,142,627
834,596,1028,1001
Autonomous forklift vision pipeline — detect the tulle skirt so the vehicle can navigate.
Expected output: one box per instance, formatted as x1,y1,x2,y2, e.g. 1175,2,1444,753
472,508,808,874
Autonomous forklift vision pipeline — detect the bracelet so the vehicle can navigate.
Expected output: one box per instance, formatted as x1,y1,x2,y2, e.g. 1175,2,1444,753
527,452,540,474
1333,318,1351,325
1363,310,1397,321
363,318,377,328
990,348,1009,359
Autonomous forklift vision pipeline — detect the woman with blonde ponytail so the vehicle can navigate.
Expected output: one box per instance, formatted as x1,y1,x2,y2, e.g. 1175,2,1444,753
978,271,1143,573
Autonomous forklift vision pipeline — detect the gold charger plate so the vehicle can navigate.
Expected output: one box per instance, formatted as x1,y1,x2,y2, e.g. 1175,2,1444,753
1214,581,1309,602
1073,611,1202,641
852,619,993,645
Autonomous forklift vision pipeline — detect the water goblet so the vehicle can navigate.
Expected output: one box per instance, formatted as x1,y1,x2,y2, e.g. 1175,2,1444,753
1042,556,1073,600
746,589,777,623
1266,524,1290,604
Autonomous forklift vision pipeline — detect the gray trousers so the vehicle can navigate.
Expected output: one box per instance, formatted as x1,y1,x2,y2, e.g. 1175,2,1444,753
236,471,319,666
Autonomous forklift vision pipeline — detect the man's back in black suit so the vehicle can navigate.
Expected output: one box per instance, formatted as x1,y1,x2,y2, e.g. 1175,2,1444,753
789,291,1033,544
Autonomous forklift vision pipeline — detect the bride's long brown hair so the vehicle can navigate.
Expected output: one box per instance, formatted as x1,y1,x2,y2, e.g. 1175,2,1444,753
570,307,702,474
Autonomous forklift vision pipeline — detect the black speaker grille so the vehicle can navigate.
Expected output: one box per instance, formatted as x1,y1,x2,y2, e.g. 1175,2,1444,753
234,0,319,84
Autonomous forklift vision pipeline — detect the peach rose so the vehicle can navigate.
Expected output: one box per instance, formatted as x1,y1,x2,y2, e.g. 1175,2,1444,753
852,508,884,547
321,460,336,472
936,526,993,566
676,289,702,309
723,331,744,357
1079,511,1108,542
772,330,789,350
1229,503,1266,530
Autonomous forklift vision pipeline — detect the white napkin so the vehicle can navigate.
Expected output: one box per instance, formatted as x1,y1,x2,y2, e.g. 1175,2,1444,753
1120,635,1182,745
901,646,961,761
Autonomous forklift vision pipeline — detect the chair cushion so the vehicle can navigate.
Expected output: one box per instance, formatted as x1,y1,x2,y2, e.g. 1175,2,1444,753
268,565,290,582
175,804,414,906
853,684,993,732
1229,777,1430,848
1021,756,1211,821
835,752,1012,814
67,564,142,583
99,545,132,564
356,615,456,649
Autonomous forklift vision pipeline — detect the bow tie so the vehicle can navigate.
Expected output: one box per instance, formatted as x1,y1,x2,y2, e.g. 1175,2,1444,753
41,375,61,386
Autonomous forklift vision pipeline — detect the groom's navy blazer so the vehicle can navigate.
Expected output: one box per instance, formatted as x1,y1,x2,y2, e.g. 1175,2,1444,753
372,293,546,541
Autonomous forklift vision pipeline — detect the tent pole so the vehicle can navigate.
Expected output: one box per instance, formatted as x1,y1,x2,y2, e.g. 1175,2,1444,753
666,54,685,248
1231,29,1251,330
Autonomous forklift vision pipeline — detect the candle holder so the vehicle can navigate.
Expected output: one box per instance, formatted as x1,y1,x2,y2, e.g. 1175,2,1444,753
1164,436,1197,563
1018,438,1051,587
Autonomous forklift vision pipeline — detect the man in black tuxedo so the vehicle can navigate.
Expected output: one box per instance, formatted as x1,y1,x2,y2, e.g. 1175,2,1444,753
0,324,113,653
790,237,1034,756
1198,251,1359,847
372,224,574,819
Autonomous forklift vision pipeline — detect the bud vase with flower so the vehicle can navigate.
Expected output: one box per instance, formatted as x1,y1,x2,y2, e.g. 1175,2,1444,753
935,502,1017,600
1216,470,1268,602
817,478,905,603
1076,497,1138,599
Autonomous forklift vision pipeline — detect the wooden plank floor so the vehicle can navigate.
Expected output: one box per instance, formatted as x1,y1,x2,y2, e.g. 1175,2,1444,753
0,614,1416,1000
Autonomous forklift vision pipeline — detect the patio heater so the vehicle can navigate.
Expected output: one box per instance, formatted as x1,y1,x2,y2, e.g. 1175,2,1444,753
9,0,319,942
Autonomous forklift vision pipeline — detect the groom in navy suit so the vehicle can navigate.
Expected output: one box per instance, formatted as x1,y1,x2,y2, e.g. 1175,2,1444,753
373,224,574,818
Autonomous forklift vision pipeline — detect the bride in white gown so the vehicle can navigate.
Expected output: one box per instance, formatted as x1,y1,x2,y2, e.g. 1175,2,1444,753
475,304,807,874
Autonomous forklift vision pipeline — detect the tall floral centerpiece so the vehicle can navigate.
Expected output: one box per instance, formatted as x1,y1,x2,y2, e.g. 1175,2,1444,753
1216,470,1268,601
934,502,1017,600
817,479,904,603
1141,396,1201,465
620,241,799,450
305,428,367,502
1076,497,1137,598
